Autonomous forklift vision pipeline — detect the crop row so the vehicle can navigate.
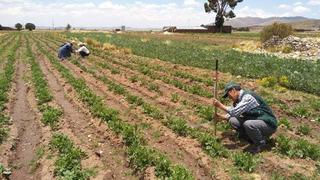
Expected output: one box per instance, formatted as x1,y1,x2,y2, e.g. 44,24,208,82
25,36,63,129
26,35,92,179
41,36,266,175
66,32,320,96
33,36,194,179
41,33,318,177
0,35,20,144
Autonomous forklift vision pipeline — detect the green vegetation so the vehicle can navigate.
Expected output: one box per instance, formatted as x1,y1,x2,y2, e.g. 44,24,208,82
260,23,293,42
297,125,311,135
50,133,94,179
278,118,292,130
170,93,180,103
233,152,260,173
26,37,62,129
67,32,320,96
276,135,320,160
35,38,194,179
0,34,20,143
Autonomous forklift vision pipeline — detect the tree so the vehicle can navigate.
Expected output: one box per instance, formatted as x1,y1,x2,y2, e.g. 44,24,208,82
66,24,71,31
25,23,36,31
204,0,243,31
15,23,23,31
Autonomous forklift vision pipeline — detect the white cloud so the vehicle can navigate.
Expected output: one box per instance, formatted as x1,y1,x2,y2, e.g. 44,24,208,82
308,0,320,5
293,5,310,13
278,4,291,9
294,2,303,6
183,0,201,7
0,0,210,27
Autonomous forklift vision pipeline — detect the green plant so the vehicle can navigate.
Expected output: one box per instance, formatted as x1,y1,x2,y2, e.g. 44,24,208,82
170,93,180,103
195,105,213,122
278,118,292,130
290,106,311,118
148,83,160,92
297,125,311,135
271,171,286,180
41,106,63,129
166,117,189,137
276,135,320,160
233,152,260,173
126,95,144,106
129,75,139,83
0,163,4,174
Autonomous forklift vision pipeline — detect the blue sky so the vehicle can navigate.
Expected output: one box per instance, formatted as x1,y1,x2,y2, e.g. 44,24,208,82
0,0,319,27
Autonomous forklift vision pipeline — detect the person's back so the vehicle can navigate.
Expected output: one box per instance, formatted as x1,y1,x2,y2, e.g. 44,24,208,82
77,44,90,58
58,42,73,61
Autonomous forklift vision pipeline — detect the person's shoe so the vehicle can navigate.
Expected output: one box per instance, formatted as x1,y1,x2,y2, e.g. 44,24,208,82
247,143,266,154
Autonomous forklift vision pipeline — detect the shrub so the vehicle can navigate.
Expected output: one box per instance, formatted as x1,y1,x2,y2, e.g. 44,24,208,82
282,45,293,54
260,23,293,42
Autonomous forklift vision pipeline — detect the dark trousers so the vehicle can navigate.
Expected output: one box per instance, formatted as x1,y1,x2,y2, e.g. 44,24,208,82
229,117,276,145
79,51,89,57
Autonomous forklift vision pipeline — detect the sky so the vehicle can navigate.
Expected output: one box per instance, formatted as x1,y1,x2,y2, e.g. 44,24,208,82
0,0,319,28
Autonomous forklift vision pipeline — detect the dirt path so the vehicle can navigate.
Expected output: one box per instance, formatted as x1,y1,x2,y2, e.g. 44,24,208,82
8,54,42,180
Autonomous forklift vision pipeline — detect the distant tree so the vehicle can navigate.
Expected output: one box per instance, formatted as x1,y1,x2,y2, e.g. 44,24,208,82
25,23,36,31
66,24,71,31
204,0,243,32
15,23,23,31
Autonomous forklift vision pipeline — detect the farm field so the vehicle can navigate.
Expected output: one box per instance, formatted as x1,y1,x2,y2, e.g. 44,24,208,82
0,31,320,180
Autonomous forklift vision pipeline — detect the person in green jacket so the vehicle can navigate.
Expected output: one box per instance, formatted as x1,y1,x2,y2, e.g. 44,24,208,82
213,82,278,153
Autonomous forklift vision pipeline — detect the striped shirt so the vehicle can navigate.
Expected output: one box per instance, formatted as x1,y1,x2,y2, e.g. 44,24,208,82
226,90,260,119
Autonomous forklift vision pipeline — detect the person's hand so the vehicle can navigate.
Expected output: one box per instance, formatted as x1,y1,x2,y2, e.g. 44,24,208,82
212,98,222,108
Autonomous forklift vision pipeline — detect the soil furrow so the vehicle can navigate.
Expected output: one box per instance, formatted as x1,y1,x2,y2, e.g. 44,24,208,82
8,52,42,180
34,48,139,179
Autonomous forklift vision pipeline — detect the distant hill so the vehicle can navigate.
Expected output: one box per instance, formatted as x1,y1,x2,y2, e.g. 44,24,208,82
225,16,320,30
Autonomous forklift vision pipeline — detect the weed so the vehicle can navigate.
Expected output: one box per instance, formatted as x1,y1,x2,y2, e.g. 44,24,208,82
233,152,260,173
152,130,161,140
271,171,286,180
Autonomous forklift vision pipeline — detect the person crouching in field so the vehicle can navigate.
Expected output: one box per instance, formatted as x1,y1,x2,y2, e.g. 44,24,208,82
58,41,74,61
212,82,278,154
76,43,90,58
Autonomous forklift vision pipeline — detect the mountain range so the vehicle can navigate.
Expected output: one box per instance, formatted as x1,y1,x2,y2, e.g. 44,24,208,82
225,16,320,30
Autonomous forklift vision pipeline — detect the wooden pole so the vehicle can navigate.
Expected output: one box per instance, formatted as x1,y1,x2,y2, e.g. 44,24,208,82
212,58,218,136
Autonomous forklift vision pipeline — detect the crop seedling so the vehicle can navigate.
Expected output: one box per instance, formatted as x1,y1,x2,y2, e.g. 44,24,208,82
129,75,139,83
35,39,194,179
148,83,160,93
276,135,320,160
297,125,311,135
233,152,260,173
290,105,311,118
278,118,292,130
170,93,180,103
195,105,213,122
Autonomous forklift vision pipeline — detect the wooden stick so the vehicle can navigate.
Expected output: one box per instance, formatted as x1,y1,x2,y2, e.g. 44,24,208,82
213,58,218,136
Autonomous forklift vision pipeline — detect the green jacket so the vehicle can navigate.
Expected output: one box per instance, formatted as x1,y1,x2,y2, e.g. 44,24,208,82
238,90,278,129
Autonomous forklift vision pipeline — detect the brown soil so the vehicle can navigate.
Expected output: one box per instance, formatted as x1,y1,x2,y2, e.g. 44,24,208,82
8,53,42,180
35,49,138,179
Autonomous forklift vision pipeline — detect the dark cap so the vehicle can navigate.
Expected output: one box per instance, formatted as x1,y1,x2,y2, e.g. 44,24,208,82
222,82,241,98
